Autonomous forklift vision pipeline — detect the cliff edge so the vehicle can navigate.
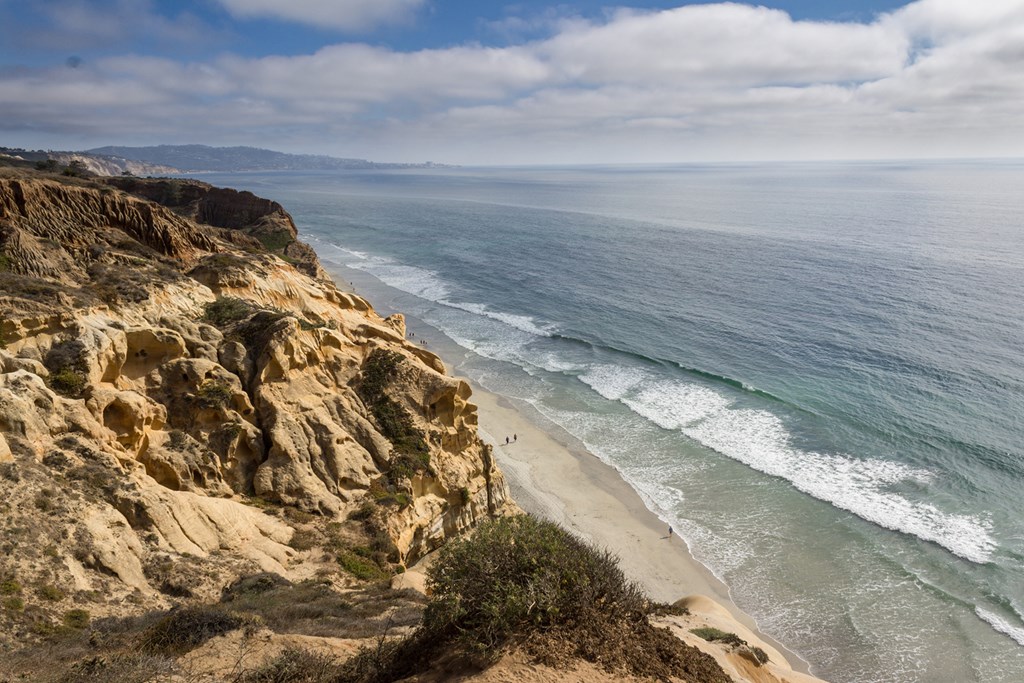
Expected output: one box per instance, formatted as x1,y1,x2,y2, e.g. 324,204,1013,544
0,168,514,635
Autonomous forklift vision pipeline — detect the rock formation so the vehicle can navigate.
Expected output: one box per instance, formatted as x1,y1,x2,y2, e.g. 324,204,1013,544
0,168,514,642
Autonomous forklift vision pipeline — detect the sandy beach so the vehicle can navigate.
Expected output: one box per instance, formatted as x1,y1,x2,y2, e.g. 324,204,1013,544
468,386,813,676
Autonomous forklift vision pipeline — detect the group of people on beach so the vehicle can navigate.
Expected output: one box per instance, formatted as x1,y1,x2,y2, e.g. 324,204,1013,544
505,434,517,445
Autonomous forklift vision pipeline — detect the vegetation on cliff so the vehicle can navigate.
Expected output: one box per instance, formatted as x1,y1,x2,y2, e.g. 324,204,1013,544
0,517,727,683
335,516,728,683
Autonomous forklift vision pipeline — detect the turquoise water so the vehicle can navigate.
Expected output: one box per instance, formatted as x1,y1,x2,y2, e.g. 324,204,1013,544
197,163,1024,682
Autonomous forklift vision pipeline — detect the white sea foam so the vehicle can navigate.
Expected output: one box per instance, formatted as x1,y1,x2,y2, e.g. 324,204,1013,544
579,361,996,564
348,254,553,340
976,608,1024,647
340,247,370,260
683,408,995,564
308,238,369,262
449,301,553,337
623,381,731,431
578,364,648,400
344,253,442,298
531,352,584,374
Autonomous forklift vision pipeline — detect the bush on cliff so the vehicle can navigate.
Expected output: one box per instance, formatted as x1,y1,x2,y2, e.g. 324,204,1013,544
356,350,431,484
139,605,251,655
339,516,730,683
202,296,255,327
44,338,90,398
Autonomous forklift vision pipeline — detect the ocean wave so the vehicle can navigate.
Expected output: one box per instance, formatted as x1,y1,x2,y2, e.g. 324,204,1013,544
578,364,647,400
683,408,995,564
447,301,553,337
306,237,370,262
580,362,996,564
348,257,452,302
976,607,1024,647
554,333,788,404
343,251,554,339
624,381,732,431
579,365,730,429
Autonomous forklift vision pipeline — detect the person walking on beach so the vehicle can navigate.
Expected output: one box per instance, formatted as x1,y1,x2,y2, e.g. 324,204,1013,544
513,433,517,443
505,436,510,445
668,525,673,539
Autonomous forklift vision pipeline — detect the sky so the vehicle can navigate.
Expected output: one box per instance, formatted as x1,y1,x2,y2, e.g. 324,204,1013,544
0,0,1022,165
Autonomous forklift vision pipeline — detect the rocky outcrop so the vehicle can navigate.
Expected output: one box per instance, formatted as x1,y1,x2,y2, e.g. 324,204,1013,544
105,176,326,279
0,171,514,640
46,153,180,177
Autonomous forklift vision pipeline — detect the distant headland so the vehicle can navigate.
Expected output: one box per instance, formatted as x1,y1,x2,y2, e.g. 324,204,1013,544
0,143,452,176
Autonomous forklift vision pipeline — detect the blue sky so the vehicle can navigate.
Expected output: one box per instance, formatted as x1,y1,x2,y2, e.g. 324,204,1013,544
1,1,1021,164
0,2,910,60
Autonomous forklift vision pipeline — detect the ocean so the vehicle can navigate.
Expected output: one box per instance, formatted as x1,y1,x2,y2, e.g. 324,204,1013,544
196,162,1024,682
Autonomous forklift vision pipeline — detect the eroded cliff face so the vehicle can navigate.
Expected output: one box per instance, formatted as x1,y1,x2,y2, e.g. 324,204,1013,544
0,171,514,639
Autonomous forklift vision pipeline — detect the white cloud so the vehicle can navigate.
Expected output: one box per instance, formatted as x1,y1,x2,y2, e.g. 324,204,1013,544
541,4,909,86
2,0,1023,163
215,0,424,31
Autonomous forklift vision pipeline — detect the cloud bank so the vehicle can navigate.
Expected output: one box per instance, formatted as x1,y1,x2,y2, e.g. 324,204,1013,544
215,0,425,31
1,0,1022,163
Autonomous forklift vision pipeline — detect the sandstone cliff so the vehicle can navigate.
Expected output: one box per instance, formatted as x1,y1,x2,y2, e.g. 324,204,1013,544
47,153,181,178
0,169,514,644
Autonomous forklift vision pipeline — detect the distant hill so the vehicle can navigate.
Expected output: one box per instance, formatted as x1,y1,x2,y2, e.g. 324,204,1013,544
0,146,178,176
86,144,446,172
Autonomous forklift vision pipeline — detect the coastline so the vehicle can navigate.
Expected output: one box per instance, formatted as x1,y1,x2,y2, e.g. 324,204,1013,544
321,261,819,679
472,387,816,679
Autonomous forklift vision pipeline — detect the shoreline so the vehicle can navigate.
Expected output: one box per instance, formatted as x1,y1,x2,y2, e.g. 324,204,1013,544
471,387,814,677
320,260,817,677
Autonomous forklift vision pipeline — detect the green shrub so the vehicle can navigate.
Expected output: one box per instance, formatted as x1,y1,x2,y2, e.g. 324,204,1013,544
751,646,770,664
196,379,233,408
338,516,729,683
139,605,247,654
62,160,88,177
298,314,332,331
3,596,24,611
459,487,471,505
338,550,389,582
49,367,88,398
63,608,90,628
348,502,376,522
257,231,294,253
691,626,746,647
424,516,646,649
367,479,411,509
0,579,20,595
234,309,291,353
356,350,430,482
202,296,255,327
167,429,189,450
288,528,319,552
37,584,66,602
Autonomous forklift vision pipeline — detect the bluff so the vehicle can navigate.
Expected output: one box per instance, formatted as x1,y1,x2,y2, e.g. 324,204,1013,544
0,167,515,638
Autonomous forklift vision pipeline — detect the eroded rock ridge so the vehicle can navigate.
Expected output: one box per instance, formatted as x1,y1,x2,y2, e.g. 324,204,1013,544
0,170,514,634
